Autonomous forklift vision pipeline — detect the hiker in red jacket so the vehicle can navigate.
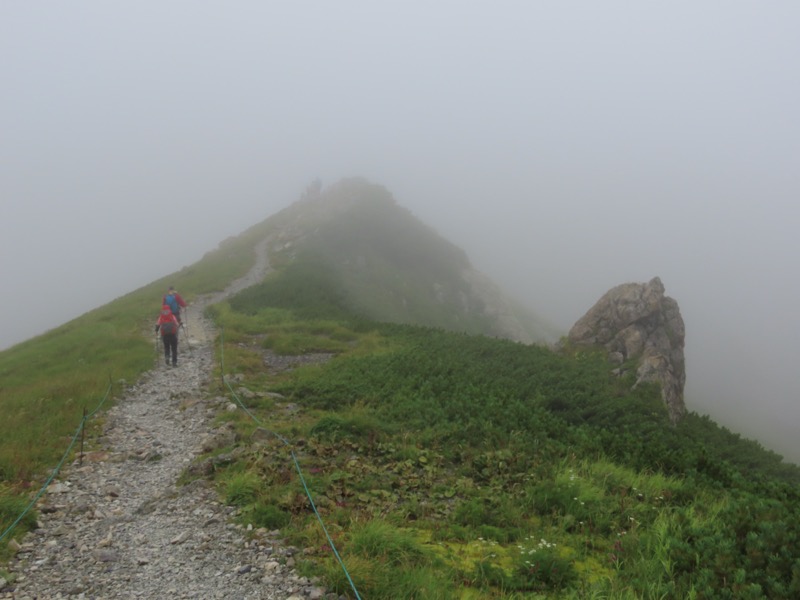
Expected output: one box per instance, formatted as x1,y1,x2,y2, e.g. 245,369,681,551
163,286,187,323
155,304,180,367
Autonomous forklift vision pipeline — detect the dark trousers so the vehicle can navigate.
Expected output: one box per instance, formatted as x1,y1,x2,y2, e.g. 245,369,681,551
162,333,178,365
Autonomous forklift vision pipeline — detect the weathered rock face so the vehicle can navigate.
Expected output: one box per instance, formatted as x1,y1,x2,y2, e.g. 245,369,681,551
567,277,686,423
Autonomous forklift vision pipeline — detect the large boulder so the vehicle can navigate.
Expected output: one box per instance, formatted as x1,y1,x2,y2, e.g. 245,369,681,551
567,277,686,422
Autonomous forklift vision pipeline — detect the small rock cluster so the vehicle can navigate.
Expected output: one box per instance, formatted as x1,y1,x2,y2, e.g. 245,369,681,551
262,350,335,374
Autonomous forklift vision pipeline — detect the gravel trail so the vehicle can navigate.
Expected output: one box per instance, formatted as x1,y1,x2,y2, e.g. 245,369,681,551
4,240,336,600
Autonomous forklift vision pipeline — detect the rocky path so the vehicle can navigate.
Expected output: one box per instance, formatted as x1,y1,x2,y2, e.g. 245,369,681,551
4,240,336,600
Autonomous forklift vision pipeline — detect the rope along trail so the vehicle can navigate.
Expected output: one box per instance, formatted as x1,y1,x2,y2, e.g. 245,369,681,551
5,240,337,600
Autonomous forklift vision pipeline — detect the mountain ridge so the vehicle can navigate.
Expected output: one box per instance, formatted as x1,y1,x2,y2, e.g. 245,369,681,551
260,177,561,344
3,178,800,598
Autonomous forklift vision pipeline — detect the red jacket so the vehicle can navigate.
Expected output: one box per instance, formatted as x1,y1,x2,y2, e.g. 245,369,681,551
156,305,180,336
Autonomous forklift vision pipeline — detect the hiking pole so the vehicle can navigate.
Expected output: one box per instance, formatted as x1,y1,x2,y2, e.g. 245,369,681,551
180,321,192,359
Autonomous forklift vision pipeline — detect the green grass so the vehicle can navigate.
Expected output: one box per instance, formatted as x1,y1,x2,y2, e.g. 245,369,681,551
206,262,800,599
0,484,38,561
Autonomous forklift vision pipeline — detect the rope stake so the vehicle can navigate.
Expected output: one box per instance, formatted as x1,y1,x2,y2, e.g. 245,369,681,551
0,381,113,545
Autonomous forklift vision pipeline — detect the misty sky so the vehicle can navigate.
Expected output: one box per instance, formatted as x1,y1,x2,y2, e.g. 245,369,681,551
2,3,798,460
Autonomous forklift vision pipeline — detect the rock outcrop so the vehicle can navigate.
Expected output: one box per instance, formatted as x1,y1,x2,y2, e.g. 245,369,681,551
567,277,686,422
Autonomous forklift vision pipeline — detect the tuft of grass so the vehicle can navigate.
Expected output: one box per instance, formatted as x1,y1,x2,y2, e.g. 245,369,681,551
348,519,432,566
323,520,454,599
243,502,291,530
222,471,263,506
0,484,38,561
310,408,391,444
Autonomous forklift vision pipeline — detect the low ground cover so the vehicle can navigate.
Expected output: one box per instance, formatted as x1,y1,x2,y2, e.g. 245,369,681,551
203,267,800,598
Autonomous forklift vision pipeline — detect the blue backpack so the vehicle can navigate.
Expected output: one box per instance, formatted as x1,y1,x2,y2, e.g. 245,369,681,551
165,293,179,315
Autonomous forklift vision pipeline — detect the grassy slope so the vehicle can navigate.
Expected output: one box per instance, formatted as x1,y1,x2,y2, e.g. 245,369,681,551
208,225,800,598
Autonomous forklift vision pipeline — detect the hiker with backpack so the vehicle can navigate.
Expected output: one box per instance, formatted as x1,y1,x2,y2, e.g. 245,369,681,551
155,304,180,367
163,286,187,323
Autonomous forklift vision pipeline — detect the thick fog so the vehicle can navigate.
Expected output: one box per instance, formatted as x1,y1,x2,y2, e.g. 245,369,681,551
2,3,798,461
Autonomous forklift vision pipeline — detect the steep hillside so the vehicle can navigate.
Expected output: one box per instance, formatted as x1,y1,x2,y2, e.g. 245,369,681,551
260,178,560,343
